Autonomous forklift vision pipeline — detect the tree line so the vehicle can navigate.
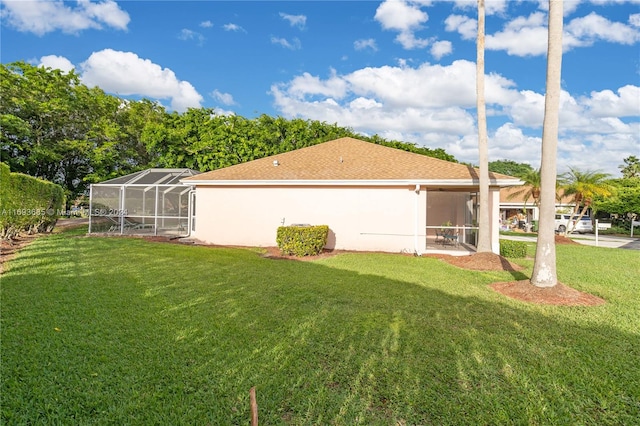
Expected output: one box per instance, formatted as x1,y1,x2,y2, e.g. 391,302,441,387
1,61,637,224
0,61,453,204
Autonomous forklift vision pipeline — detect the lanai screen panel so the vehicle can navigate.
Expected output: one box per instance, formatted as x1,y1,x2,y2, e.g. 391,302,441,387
89,169,199,236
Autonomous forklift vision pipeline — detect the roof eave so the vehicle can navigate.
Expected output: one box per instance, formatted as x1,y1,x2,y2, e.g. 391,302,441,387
183,178,523,187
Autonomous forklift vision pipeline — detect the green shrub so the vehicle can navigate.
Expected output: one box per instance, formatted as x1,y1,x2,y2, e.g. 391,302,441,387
500,239,527,258
0,162,65,239
276,225,329,256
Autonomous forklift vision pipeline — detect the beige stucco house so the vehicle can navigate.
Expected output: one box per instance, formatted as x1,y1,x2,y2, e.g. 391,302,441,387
183,137,522,255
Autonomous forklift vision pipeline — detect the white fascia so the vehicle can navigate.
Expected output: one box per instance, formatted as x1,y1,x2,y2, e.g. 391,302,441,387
182,179,524,187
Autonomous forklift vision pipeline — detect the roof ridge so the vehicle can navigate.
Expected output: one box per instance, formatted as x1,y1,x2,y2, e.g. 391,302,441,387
183,137,521,183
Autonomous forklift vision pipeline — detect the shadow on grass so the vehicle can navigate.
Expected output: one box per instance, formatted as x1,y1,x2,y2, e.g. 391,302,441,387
1,234,639,425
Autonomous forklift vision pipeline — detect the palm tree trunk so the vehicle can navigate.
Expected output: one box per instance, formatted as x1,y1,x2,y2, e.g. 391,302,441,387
566,194,582,234
476,0,491,253
531,0,563,288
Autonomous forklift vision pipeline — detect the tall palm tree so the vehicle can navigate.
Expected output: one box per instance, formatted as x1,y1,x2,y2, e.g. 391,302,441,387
560,167,613,232
476,0,491,253
530,0,563,288
507,168,542,206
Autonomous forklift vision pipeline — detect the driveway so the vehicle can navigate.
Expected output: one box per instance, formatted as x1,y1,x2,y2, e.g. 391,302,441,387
570,234,640,250
501,234,640,250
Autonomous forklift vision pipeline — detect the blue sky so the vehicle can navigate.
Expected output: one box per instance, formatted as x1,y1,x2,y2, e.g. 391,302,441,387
1,0,639,177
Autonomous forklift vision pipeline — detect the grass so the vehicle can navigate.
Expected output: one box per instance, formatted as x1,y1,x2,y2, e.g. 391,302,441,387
1,227,639,425
500,230,538,237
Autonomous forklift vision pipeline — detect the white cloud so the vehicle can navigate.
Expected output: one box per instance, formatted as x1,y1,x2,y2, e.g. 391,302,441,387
375,0,428,31
0,0,129,35
79,0,129,29
344,60,517,109
543,0,640,17
444,14,476,40
565,12,640,46
354,38,378,51
489,124,542,167
480,10,640,57
450,0,509,16
395,31,430,49
349,97,383,110
270,36,301,50
374,0,430,49
211,107,236,117
270,59,638,176
179,29,205,45
567,129,640,175
223,23,245,32
270,60,508,142
179,29,195,40
200,20,213,28
535,0,580,16
446,7,640,58
430,40,452,59
80,49,203,112
279,12,306,29
582,85,640,117
505,90,546,128
211,89,236,106
485,12,549,56
38,55,75,73
285,69,348,99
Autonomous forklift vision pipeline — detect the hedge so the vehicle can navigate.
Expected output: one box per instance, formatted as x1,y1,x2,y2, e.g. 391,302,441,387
0,162,65,239
499,239,528,258
276,225,329,256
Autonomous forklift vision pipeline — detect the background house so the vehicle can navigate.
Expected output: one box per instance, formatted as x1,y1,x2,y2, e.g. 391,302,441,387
499,185,575,230
183,137,522,255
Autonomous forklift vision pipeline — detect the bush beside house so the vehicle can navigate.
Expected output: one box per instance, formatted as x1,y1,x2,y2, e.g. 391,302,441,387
276,225,330,256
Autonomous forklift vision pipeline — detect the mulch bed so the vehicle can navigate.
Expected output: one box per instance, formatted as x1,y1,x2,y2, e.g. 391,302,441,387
422,251,524,271
555,234,580,245
490,280,605,306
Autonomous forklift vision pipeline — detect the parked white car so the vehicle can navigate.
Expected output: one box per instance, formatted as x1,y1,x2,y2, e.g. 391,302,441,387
554,214,593,234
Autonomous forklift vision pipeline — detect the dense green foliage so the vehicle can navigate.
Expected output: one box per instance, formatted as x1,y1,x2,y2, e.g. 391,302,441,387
488,159,534,177
0,62,135,202
0,162,65,238
1,62,456,204
592,177,640,223
2,230,639,424
276,225,330,256
499,239,528,258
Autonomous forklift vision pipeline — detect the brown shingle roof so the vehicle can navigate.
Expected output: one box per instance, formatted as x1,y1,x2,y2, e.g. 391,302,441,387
185,137,519,183
500,185,537,203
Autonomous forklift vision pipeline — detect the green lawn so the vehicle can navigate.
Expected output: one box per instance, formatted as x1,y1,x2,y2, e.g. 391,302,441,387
1,228,639,425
